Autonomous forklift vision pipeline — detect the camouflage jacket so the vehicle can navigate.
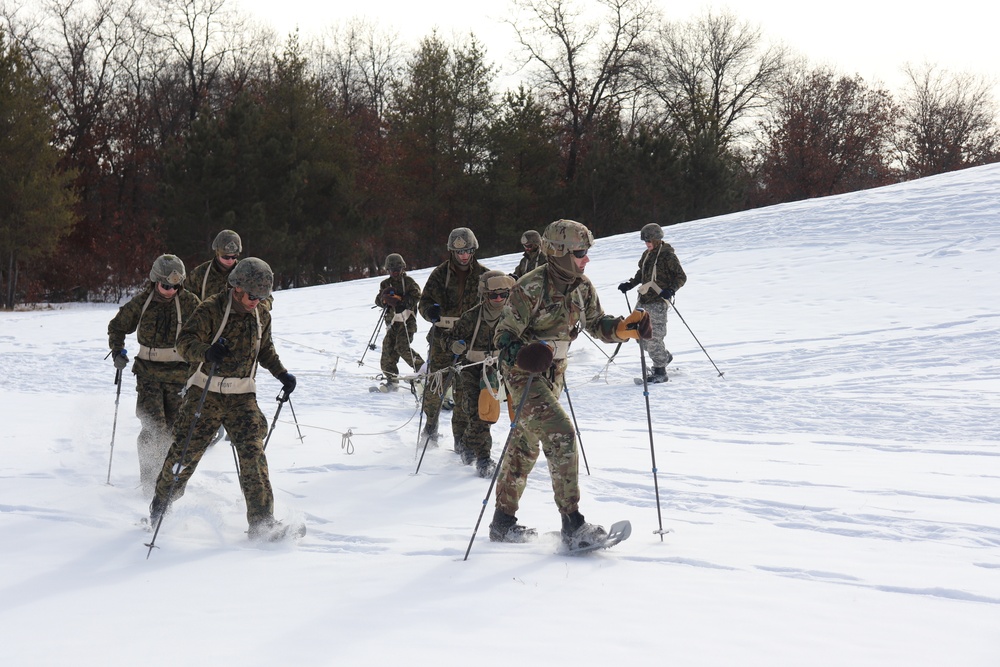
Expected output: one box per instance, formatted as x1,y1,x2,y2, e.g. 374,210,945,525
418,257,490,324
511,250,545,280
630,242,687,305
177,291,286,381
189,257,273,311
494,265,625,352
375,273,421,326
107,284,201,384
187,258,232,301
449,304,502,361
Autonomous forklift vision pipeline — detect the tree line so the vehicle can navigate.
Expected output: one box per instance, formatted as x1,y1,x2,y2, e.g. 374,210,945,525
1,0,997,308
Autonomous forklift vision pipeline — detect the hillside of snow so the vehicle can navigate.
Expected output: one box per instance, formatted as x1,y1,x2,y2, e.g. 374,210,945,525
1,164,998,666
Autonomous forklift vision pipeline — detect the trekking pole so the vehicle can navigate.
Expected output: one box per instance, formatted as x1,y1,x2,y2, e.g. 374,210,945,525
145,360,218,558
634,331,668,541
263,387,292,451
287,396,306,443
581,331,614,361
669,301,725,379
563,384,590,475
463,372,535,561
413,325,438,473
105,366,124,485
357,307,388,366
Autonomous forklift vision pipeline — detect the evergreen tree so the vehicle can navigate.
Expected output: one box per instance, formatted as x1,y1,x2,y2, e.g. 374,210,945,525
0,31,76,308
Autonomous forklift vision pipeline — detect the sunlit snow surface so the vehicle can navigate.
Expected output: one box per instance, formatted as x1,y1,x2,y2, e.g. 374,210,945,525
1,165,998,666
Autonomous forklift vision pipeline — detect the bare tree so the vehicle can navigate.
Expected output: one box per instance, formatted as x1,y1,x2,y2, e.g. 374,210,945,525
314,19,402,121
641,9,785,151
506,0,655,182
148,0,263,123
2,0,134,157
895,62,1000,179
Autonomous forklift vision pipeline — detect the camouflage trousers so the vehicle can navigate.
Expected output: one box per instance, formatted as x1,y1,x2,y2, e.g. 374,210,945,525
153,389,273,525
494,361,580,517
421,330,468,439
455,364,493,459
380,321,424,380
642,299,672,367
135,376,185,495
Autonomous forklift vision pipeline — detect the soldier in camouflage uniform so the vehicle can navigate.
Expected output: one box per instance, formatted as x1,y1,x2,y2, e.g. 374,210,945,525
188,230,242,300
447,270,517,476
488,219,652,549
149,258,297,540
107,255,201,495
511,230,545,280
374,253,424,391
417,227,490,448
188,229,273,312
617,223,687,383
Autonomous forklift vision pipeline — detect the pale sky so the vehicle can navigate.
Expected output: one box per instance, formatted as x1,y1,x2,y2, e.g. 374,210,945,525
236,0,999,95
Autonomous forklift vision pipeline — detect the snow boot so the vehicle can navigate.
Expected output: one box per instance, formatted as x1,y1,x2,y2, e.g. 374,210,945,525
248,516,288,542
645,366,668,384
455,438,475,464
489,509,537,543
475,457,497,478
561,511,608,550
420,426,439,447
149,494,170,525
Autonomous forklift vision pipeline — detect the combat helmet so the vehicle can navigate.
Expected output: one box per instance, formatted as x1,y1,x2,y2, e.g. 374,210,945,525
212,229,242,256
520,230,542,248
640,223,663,242
149,254,186,285
540,219,594,257
384,253,406,273
447,227,479,252
228,257,273,298
478,270,516,299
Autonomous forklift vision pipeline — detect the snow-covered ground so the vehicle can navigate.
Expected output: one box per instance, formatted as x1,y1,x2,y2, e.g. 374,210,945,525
1,165,998,666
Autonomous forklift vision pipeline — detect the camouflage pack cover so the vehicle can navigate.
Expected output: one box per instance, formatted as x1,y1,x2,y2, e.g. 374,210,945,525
212,229,242,255
520,230,542,246
149,254,186,284
384,253,406,272
540,219,594,257
228,257,273,297
640,223,664,242
478,270,516,298
447,227,479,252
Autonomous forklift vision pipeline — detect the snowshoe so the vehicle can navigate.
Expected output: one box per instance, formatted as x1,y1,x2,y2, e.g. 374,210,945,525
489,509,537,543
248,517,306,542
635,366,668,385
560,511,608,550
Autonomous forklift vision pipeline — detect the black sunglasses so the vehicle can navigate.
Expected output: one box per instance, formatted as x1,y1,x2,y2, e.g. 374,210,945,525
523,244,537,251
245,292,263,301
220,254,239,261
159,282,181,291
570,249,588,258
487,290,510,300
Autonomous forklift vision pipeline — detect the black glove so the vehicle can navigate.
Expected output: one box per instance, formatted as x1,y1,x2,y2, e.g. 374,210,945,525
205,340,230,364
659,287,675,300
427,303,442,323
112,349,128,370
276,371,296,395
516,341,555,373
618,280,635,293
